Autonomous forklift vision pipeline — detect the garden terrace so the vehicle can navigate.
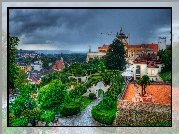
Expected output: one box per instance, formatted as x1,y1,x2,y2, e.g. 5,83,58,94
123,84,171,104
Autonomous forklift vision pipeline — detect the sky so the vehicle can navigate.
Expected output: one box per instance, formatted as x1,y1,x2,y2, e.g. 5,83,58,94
3,3,176,52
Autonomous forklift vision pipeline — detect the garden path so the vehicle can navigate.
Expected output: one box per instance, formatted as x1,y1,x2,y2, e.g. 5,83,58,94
57,94,103,126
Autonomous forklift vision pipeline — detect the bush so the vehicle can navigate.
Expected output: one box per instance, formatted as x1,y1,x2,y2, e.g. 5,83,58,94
10,117,28,126
61,105,80,117
91,106,116,125
89,93,96,100
9,113,16,124
39,110,55,125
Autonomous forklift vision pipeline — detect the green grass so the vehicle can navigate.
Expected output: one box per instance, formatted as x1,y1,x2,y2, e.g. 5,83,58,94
90,75,102,80
73,97,94,112
98,89,103,96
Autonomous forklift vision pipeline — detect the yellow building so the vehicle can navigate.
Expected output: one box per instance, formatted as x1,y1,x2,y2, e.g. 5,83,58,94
133,53,163,80
18,63,31,72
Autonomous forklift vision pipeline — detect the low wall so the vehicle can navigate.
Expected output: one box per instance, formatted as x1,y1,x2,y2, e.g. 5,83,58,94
115,100,171,126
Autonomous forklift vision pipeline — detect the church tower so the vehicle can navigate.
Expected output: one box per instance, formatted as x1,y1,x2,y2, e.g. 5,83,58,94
116,27,129,51
88,45,91,52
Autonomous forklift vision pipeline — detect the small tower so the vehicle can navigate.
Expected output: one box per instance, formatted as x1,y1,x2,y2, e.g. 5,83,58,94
60,53,63,63
88,45,91,52
158,37,166,50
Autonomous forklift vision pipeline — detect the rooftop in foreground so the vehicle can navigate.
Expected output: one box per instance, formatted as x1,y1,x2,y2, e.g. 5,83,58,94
123,84,171,104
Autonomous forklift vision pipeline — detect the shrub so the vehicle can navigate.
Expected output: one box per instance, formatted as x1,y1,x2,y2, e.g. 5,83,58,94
61,105,80,117
9,113,16,124
91,106,116,125
89,93,96,100
10,117,28,126
39,110,55,125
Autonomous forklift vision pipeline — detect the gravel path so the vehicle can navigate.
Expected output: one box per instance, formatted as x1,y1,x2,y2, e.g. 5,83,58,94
58,94,103,126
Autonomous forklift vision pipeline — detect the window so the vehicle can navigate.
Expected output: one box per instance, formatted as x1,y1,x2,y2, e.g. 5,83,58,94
136,65,140,80
151,69,155,75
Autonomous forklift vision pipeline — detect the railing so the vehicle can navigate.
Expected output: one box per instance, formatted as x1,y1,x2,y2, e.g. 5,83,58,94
118,82,129,100
130,81,171,85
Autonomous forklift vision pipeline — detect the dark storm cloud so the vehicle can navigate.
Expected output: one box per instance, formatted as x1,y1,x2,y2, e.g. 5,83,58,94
9,8,171,50
9,9,103,45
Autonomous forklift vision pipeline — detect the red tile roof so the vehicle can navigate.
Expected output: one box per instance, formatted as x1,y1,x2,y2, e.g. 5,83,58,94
52,60,64,70
134,52,161,68
128,45,141,48
146,44,158,52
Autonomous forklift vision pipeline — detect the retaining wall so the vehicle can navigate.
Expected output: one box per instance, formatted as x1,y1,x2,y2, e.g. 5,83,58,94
115,100,171,126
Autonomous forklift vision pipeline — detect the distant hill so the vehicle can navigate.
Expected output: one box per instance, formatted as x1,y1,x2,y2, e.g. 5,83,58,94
18,50,88,54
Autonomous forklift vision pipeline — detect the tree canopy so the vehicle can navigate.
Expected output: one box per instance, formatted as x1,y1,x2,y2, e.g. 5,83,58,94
103,39,126,71
37,79,69,109
136,75,150,97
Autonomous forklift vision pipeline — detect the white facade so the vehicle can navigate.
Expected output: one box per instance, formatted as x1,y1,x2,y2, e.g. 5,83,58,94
134,63,163,80
158,37,166,50
86,52,106,62
31,62,42,71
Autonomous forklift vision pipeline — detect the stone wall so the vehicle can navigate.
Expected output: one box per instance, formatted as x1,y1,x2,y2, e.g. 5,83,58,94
82,81,109,97
115,100,171,126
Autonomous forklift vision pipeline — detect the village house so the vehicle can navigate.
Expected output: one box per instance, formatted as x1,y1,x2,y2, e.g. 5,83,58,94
52,60,64,71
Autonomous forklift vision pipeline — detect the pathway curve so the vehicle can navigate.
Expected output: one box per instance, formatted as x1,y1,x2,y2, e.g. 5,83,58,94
58,94,103,126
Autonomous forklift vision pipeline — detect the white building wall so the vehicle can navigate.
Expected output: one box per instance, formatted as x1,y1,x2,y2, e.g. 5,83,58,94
33,64,41,71
86,52,106,62
140,64,147,78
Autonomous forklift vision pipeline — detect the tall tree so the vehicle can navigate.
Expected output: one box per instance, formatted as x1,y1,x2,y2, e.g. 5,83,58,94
9,35,19,89
104,39,126,71
136,75,150,97
9,35,27,89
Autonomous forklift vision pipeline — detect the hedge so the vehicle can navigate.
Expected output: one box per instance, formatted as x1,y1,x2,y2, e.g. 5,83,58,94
61,105,80,117
89,93,96,100
39,110,55,125
91,106,116,125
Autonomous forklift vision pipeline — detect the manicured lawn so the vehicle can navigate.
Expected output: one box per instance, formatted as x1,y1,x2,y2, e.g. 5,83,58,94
74,97,94,112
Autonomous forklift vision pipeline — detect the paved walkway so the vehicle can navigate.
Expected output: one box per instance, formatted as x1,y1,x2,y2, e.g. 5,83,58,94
58,94,103,126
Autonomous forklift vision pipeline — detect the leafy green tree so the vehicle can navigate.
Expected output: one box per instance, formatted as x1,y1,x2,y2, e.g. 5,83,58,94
14,67,28,88
9,35,19,89
69,88,79,103
98,61,106,72
42,55,50,70
136,75,150,97
103,39,126,71
37,79,68,109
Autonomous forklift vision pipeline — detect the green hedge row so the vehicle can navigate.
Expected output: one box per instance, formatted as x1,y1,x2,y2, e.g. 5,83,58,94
91,106,116,125
61,105,80,117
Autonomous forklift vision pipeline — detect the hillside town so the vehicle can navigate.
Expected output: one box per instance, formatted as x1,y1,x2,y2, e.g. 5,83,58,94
7,27,172,129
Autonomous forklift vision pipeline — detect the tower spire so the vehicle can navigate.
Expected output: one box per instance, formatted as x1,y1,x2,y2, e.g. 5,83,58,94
120,27,122,34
